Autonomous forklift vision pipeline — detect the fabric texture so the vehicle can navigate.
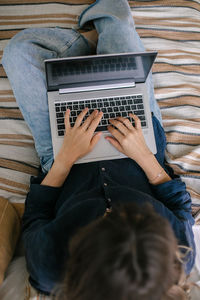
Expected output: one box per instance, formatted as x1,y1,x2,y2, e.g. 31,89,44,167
0,197,20,284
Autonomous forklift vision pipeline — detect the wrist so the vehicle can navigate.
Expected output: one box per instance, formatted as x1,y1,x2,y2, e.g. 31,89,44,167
135,153,171,185
41,158,73,187
135,152,155,169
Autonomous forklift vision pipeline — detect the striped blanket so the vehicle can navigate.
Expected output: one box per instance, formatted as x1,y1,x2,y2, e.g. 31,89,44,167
0,0,200,224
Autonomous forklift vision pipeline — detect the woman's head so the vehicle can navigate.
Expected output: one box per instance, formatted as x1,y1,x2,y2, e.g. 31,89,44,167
54,202,187,300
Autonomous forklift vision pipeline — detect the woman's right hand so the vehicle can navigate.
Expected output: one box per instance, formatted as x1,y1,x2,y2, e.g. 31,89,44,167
105,113,152,165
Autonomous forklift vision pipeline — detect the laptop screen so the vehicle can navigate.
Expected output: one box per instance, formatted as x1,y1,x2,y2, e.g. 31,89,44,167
45,52,157,91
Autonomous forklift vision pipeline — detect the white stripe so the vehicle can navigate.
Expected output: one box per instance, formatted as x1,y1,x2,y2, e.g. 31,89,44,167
133,7,200,19
164,126,200,135
0,3,87,17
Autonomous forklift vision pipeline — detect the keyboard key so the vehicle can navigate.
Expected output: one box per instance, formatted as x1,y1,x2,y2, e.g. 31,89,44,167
56,107,60,112
58,130,64,136
61,106,66,112
58,124,65,130
71,111,76,116
134,110,144,115
119,106,125,111
134,99,143,104
137,104,144,109
56,112,64,118
110,113,115,118
114,107,119,112
57,118,64,124
141,121,147,127
96,125,107,132
138,115,145,121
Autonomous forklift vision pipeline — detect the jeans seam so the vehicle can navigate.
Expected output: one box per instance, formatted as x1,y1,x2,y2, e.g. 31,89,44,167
59,29,81,56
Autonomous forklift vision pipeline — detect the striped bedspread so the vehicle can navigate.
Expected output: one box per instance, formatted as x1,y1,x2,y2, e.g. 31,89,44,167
0,0,200,221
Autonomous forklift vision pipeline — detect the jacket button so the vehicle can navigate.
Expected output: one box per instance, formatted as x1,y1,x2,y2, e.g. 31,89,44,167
104,183,108,187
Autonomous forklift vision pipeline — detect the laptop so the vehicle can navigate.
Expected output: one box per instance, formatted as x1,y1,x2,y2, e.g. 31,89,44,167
45,51,157,164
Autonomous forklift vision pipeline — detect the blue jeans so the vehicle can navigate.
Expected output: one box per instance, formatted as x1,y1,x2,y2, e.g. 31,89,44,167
2,0,162,173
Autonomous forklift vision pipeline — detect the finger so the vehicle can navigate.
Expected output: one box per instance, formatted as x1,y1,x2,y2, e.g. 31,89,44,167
115,116,133,130
129,113,141,130
64,109,71,131
74,107,88,127
105,136,123,153
81,109,98,130
109,119,129,135
107,124,123,143
87,111,103,134
89,132,102,151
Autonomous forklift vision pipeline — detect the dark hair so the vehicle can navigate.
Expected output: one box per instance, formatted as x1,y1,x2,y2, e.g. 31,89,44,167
53,202,188,300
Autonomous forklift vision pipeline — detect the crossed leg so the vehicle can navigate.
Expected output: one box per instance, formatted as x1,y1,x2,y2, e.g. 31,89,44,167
2,0,162,173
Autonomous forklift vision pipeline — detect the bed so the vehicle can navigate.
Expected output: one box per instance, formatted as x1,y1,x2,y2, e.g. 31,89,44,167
0,0,200,299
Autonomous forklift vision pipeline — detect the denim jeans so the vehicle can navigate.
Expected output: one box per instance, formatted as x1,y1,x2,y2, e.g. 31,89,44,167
2,0,162,173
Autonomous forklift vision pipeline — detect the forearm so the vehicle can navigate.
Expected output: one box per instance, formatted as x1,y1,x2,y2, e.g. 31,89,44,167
41,158,74,187
136,153,171,185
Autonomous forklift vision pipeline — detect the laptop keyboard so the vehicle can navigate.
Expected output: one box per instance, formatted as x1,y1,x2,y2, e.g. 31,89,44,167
55,94,147,137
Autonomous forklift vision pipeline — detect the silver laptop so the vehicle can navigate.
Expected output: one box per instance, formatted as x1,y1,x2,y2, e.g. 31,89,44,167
45,52,157,164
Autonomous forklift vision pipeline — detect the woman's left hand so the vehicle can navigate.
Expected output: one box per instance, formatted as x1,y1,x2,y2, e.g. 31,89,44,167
105,113,152,165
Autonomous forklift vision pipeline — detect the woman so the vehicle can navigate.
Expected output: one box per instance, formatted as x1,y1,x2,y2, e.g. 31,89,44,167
2,0,195,299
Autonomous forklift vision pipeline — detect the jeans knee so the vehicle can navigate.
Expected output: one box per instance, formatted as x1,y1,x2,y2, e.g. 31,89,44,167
2,29,31,69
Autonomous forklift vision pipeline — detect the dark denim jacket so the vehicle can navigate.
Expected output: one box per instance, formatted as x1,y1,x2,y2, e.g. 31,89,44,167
22,116,196,295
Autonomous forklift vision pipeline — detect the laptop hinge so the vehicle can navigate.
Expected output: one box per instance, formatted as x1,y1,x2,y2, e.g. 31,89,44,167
59,81,135,94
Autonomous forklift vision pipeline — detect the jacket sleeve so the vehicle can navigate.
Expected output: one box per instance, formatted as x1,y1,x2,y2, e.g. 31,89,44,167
151,179,196,275
22,176,62,233
151,178,194,225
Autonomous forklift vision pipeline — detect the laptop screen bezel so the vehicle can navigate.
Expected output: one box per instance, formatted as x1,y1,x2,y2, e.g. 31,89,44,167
45,51,157,92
